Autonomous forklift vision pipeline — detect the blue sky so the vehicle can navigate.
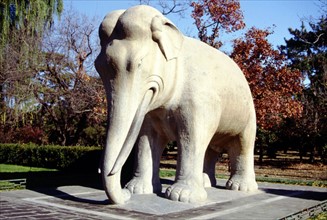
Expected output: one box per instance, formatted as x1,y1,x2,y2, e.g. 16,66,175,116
63,0,322,51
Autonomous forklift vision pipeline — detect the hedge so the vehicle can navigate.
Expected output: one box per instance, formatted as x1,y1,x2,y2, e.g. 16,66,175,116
0,143,103,171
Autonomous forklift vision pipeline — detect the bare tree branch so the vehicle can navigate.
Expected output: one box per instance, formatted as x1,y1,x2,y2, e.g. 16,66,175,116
300,33,324,45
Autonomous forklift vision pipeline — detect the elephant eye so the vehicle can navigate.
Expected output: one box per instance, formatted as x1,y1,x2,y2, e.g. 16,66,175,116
137,58,143,68
137,53,148,68
126,58,142,72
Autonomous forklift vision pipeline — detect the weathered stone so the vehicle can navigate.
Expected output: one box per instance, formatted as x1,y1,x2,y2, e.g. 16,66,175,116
95,5,257,205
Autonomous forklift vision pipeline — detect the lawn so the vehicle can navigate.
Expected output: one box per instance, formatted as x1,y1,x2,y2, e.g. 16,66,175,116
0,164,59,191
0,164,58,172
0,163,101,190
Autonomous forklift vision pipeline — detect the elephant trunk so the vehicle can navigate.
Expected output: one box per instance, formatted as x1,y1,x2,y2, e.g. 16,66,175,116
102,90,153,204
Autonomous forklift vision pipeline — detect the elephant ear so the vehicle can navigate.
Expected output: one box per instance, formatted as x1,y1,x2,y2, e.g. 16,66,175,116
151,15,184,61
99,10,125,46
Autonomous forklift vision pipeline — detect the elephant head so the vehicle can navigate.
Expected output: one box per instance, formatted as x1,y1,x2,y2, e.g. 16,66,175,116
94,5,183,204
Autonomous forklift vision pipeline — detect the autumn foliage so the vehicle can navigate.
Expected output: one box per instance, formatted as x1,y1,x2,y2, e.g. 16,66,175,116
191,0,245,49
230,27,303,129
190,0,303,131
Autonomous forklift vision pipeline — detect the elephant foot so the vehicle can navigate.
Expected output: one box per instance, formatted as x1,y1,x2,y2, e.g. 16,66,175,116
125,177,161,194
226,174,258,192
165,181,207,203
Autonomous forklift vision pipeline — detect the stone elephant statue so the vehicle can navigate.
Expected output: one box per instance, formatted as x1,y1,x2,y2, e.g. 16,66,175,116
95,5,258,205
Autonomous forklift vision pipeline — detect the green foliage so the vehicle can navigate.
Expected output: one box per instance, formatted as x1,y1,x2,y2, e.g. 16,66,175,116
0,0,63,49
308,211,327,220
82,126,106,147
0,8,105,147
0,1,65,146
0,143,102,171
0,163,57,172
255,128,281,162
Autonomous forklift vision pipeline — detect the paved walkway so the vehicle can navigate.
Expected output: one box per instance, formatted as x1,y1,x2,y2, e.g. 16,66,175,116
1,179,326,219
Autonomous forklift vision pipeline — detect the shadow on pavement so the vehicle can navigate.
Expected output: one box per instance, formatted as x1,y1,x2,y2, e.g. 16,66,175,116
32,187,110,205
261,187,327,201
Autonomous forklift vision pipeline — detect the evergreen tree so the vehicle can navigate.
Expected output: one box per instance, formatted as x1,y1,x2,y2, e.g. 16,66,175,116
281,16,327,162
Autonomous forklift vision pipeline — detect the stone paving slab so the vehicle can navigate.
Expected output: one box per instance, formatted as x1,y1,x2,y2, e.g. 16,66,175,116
0,179,326,219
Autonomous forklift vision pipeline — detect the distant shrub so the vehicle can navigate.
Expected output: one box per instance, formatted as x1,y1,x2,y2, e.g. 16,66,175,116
0,126,46,145
0,143,102,172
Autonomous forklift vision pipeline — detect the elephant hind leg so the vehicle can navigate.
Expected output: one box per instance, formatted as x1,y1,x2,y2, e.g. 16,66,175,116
226,122,258,192
203,147,219,187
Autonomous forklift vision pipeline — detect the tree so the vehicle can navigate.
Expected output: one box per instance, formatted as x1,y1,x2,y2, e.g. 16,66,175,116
190,0,245,49
0,0,63,48
230,27,303,161
139,0,189,16
32,9,106,146
0,0,63,142
0,7,107,146
281,16,327,162
0,24,42,127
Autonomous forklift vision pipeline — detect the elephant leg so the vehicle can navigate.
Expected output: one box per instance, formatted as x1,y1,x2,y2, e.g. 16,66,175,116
203,147,219,187
226,121,258,191
125,121,167,194
166,113,215,203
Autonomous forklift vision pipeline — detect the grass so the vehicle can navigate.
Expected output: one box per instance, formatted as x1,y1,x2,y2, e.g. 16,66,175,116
0,164,58,172
159,169,327,187
0,164,58,191
159,169,176,177
0,179,26,190
0,163,101,190
1,164,326,190
255,176,327,187
308,211,327,220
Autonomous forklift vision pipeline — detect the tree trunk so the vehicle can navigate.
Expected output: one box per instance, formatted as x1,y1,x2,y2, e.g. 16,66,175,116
259,145,263,164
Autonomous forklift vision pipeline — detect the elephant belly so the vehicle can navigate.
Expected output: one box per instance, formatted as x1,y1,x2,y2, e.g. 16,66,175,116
147,109,178,141
209,133,237,151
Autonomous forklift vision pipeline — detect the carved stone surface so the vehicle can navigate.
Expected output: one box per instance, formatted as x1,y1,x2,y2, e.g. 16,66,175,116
95,5,258,205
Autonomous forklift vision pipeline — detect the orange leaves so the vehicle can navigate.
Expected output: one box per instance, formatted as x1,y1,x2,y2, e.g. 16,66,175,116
231,27,303,130
191,0,245,49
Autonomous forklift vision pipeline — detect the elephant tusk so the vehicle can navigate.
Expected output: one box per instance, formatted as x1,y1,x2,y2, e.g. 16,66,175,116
109,90,154,175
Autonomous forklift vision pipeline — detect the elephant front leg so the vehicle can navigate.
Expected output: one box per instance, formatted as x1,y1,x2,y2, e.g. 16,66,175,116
125,125,166,195
166,137,208,203
166,116,214,203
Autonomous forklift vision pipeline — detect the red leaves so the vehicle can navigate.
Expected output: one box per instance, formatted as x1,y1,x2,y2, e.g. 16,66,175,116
191,0,245,49
230,27,303,130
191,2,304,129
185,1,304,131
